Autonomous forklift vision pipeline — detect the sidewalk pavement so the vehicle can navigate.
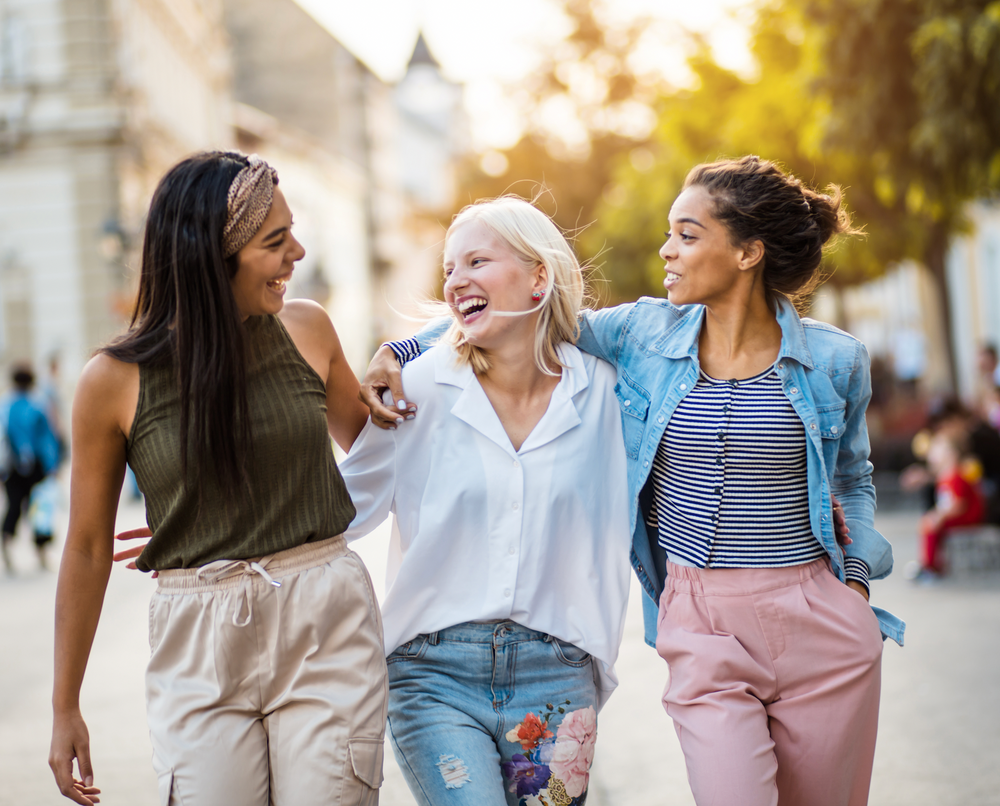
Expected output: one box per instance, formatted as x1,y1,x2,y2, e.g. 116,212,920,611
1,492,998,805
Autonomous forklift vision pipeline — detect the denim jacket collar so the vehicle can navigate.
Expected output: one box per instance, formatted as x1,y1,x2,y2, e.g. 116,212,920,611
652,297,815,370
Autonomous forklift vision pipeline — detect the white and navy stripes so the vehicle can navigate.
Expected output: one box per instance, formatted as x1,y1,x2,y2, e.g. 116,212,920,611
385,338,422,366
649,366,828,569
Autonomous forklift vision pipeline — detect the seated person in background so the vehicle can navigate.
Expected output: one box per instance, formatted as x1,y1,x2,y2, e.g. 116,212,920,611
907,429,985,582
900,396,1000,525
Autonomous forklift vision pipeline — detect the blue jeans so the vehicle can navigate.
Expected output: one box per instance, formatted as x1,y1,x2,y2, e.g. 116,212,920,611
387,621,600,806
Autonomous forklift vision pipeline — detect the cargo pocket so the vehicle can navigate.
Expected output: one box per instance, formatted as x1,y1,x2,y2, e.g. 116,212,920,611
344,737,384,805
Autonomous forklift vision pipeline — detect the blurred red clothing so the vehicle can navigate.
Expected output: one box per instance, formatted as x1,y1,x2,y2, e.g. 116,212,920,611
920,471,985,572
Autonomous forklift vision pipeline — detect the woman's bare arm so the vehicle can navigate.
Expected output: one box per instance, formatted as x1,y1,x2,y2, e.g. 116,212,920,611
49,355,135,804
279,300,369,451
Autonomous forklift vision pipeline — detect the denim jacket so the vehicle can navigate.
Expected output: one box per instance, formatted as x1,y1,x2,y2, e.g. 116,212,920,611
409,297,905,648
575,296,904,647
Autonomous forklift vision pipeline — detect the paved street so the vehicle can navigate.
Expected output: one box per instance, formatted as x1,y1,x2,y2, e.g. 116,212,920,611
2,490,998,805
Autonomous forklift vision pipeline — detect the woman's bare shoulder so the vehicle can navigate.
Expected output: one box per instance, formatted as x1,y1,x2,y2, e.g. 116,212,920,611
75,353,140,435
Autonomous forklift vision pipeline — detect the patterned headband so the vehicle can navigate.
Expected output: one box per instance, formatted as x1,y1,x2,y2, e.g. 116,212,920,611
222,154,279,258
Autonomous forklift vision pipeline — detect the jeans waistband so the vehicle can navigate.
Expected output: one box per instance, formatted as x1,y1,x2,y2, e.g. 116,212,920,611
424,620,553,646
665,556,832,597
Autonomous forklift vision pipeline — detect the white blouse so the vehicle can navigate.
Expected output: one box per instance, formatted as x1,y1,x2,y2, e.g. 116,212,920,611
340,342,632,703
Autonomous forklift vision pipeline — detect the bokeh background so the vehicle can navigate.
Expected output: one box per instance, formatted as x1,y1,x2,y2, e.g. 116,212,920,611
2,1,1000,803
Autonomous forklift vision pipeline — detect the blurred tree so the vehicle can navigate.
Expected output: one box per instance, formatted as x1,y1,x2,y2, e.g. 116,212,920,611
587,0,1000,372
450,0,668,303
799,0,1000,386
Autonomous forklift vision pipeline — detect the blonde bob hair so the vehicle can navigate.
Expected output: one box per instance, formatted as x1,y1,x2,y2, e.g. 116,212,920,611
441,196,586,375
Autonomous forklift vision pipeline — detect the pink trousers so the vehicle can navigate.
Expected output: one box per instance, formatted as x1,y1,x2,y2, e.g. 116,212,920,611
656,558,883,806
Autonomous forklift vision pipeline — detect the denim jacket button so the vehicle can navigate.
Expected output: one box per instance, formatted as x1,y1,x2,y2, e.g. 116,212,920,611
810,423,817,430
680,384,687,391
624,399,631,407
831,425,839,434
791,387,799,394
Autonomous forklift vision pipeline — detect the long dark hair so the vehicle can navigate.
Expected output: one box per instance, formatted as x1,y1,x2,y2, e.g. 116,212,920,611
105,151,254,501
684,156,857,306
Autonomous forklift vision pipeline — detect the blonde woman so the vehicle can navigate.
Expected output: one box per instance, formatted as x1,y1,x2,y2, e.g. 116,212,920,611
339,197,632,806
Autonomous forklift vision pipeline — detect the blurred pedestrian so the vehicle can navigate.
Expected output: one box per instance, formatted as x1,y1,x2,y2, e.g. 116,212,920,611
364,156,904,806
49,152,386,806
906,429,985,582
901,396,1000,524
1,363,61,573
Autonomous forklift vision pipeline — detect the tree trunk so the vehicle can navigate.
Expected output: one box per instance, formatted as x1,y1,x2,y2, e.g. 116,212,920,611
924,224,958,393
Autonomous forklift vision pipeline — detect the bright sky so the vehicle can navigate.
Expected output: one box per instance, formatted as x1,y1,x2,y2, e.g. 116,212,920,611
294,0,754,150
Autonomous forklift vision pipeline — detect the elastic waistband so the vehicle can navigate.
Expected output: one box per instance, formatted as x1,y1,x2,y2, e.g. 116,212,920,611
665,556,831,597
156,534,349,594
427,620,552,646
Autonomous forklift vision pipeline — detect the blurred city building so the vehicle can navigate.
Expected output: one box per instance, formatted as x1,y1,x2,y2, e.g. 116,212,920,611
0,0,466,399
945,201,1000,401
0,0,232,394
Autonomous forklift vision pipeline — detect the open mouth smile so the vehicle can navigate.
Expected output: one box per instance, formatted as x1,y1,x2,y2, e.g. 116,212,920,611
457,296,488,321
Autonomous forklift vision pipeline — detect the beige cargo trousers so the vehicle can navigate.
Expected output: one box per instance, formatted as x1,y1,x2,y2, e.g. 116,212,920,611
145,535,388,805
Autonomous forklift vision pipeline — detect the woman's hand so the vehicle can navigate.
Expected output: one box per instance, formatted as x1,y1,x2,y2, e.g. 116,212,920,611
113,528,154,575
50,709,102,804
846,580,870,601
359,345,416,430
831,494,851,546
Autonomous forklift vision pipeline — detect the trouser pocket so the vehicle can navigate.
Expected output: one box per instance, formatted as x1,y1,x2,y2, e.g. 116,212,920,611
343,737,384,806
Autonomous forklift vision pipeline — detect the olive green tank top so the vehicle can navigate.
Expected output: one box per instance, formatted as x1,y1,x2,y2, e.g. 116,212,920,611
127,315,356,571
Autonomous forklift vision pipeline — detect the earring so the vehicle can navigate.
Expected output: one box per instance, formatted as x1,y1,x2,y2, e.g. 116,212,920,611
531,290,546,301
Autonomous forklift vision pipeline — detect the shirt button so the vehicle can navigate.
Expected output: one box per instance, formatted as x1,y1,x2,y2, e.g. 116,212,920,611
504,588,511,597
717,432,725,440
791,387,799,394
513,460,520,468
722,405,729,413
658,416,664,423
643,460,649,467
810,423,817,430
509,546,516,555
716,456,723,465
714,486,721,495
512,501,519,510
624,399,631,407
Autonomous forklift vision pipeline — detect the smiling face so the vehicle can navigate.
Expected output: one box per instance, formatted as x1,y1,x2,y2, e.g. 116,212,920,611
659,185,760,307
442,218,545,351
230,186,305,319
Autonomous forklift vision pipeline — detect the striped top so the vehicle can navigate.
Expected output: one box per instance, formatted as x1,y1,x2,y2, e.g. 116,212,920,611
127,315,356,571
649,365,827,569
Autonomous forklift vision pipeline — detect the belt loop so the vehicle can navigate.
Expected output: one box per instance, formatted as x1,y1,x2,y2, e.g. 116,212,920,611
427,631,440,646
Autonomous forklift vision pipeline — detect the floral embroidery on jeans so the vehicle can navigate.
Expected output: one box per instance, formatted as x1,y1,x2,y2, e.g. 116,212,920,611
502,701,597,805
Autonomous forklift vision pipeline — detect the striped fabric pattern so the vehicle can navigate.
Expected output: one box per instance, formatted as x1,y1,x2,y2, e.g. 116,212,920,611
649,365,826,569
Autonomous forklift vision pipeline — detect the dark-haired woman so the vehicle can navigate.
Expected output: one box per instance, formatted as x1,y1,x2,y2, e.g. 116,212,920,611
363,156,905,806
49,152,387,806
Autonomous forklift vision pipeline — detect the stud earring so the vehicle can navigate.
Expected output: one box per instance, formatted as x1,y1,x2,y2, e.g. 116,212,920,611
531,290,546,301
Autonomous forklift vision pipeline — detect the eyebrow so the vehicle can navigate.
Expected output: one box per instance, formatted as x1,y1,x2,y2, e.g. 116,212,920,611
261,225,288,244
673,216,706,229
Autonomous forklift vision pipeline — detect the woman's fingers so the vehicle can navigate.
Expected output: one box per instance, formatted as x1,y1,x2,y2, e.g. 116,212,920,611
115,527,152,541
359,346,415,430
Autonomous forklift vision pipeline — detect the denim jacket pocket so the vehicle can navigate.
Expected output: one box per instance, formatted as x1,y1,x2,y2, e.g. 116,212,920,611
615,380,650,459
816,403,846,440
